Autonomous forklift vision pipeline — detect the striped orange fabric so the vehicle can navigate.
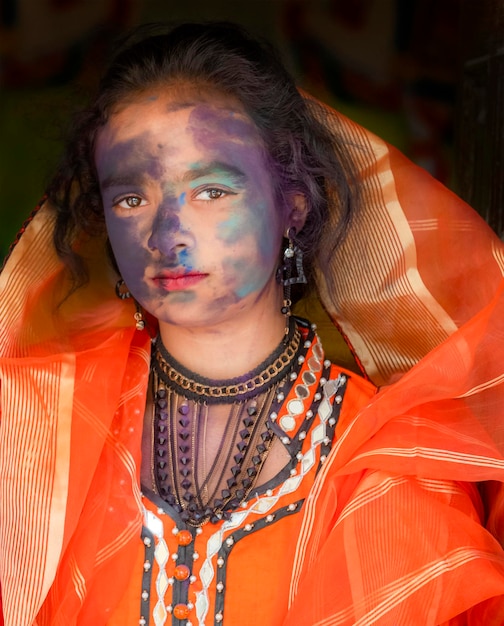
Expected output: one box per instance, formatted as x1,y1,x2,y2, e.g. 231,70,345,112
309,96,504,386
286,473,504,624
0,208,151,624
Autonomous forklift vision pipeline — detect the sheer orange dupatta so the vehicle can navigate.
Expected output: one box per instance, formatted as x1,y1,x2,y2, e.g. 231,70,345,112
281,99,504,624
0,210,151,625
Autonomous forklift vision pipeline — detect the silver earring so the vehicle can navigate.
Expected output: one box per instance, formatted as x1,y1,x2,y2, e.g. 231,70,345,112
279,228,306,336
281,228,306,287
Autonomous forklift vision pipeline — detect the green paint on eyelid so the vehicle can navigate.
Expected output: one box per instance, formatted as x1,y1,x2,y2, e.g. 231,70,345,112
188,173,240,190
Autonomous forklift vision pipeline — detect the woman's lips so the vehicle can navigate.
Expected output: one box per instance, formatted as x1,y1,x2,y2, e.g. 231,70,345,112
152,271,208,291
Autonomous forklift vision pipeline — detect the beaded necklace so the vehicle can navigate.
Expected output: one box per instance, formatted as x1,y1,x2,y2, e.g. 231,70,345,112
151,321,302,527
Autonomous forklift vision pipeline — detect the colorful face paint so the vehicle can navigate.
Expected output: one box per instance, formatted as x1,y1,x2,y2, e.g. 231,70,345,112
95,93,285,331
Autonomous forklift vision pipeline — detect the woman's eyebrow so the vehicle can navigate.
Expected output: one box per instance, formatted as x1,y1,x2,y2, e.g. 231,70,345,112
100,163,247,191
183,161,247,185
100,171,149,191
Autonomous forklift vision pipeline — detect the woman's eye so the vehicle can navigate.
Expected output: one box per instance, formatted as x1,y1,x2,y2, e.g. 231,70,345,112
116,195,144,209
196,188,227,201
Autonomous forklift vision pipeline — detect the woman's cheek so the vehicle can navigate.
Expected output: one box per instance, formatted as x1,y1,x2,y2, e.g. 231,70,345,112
222,255,271,300
107,215,149,288
216,206,250,245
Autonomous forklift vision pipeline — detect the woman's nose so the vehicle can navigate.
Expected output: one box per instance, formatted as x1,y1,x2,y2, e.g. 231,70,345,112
147,199,194,258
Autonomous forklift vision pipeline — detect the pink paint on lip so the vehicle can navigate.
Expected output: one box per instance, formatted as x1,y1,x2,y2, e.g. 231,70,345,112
152,271,208,291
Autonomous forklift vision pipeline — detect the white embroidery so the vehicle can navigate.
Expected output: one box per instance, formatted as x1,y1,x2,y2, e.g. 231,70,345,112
144,507,170,626
148,365,346,626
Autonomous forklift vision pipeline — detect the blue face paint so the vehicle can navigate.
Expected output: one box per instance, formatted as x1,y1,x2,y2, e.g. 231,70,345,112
217,212,248,244
235,267,268,298
168,290,196,303
178,247,192,269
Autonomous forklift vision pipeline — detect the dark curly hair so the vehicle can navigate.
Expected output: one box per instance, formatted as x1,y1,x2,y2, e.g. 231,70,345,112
47,21,360,293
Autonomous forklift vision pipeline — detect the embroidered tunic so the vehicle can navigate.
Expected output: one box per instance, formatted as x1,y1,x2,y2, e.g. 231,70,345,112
108,332,375,625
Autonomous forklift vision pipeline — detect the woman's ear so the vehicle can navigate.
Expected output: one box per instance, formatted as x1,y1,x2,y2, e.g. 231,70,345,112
287,193,308,234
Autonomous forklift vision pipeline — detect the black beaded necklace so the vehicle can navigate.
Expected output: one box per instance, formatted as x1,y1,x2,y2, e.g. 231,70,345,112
150,321,301,526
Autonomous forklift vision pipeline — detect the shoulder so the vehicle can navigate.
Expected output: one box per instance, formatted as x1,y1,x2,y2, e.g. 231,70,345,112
288,467,504,625
325,362,377,437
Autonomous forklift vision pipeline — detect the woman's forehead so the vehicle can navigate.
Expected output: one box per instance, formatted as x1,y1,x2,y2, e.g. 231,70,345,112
102,89,260,146
94,91,271,187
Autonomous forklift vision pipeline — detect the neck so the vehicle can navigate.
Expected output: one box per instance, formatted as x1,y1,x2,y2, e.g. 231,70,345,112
158,306,287,380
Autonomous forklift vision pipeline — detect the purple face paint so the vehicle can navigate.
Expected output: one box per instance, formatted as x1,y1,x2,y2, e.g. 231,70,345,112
187,105,282,299
98,131,188,304
98,131,166,187
94,95,284,330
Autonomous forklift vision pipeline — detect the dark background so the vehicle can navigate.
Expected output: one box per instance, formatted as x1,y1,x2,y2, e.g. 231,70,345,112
1,0,503,262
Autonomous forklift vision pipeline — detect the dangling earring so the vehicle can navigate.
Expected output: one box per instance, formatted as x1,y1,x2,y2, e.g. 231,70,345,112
282,228,306,286
279,228,307,337
115,278,145,330
133,305,145,331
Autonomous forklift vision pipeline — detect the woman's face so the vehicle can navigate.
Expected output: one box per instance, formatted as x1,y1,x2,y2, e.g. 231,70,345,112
95,91,287,330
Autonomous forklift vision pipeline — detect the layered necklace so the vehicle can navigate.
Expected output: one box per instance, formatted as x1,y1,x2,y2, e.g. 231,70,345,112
150,320,302,527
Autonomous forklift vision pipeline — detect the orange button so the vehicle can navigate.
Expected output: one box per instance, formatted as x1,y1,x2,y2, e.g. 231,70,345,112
173,604,190,619
177,529,193,546
174,564,190,581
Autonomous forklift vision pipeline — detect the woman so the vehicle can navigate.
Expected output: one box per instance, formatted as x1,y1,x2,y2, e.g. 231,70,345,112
1,22,504,626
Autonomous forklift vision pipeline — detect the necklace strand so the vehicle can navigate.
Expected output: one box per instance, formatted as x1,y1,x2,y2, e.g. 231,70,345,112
151,323,303,526
152,320,300,403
